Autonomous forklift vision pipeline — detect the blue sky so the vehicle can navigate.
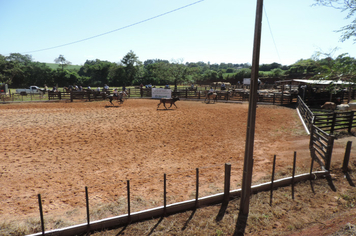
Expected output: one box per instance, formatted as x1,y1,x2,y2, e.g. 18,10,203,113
1,0,355,66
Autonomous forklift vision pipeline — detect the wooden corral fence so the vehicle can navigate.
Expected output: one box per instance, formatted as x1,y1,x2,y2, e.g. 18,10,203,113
296,96,314,134
297,96,356,135
309,124,335,171
27,158,329,236
313,111,356,134
297,96,335,170
124,87,298,105
48,89,131,102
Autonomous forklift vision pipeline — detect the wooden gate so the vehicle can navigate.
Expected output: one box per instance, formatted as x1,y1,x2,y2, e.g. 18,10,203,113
309,124,335,170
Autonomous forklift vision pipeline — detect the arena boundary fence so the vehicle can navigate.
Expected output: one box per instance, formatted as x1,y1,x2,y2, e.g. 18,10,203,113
46,87,298,105
27,156,329,236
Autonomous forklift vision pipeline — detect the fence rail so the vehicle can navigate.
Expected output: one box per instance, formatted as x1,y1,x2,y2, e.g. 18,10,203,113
314,111,356,134
309,124,335,170
26,158,329,236
296,96,336,170
297,96,314,133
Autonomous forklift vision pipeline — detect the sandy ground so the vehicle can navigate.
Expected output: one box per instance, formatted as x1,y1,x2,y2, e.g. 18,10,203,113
0,99,352,228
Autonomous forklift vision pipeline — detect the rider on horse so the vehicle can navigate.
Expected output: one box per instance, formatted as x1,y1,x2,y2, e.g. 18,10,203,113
113,88,118,97
208,87,214,97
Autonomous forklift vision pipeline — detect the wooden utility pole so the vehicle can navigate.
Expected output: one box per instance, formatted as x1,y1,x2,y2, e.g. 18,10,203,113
239,0,264,215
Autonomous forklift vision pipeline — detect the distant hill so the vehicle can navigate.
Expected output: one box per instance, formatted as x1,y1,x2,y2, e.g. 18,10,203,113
45,63,81,70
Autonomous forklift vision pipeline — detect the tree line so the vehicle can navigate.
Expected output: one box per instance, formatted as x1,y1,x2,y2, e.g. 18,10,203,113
0,50,355,89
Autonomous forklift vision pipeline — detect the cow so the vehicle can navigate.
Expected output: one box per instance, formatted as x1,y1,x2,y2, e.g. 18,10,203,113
157,97,180,110
321,102,337,110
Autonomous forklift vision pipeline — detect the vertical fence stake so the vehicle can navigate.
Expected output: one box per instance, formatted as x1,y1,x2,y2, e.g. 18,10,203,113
127,180,131,221
85,186,90,226
38,194,45,235
343,141,352,172
310,153,315,176
223,163,231,204
348,111,354,134
331,112,337,134
195,168,199,208
270,155,276,206
164,174,167,216
292,152,297,200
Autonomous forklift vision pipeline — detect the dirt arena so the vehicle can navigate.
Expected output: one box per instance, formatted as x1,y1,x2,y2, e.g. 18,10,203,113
0,99,350,227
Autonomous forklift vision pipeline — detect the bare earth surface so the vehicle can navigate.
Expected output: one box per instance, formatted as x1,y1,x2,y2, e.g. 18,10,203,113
0,99,355,235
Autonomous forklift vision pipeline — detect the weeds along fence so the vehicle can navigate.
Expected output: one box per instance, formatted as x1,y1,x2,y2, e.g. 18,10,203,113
26,154,329,236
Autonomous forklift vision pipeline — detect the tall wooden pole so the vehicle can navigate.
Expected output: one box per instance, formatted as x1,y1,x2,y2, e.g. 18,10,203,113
239,0,264,215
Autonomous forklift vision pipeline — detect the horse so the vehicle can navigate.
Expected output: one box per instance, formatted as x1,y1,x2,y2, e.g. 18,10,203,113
205,92,217,104
107,91,128,105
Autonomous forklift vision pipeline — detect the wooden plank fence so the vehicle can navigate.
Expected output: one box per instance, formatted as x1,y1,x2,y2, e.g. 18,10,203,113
313,111,356,134
296,96,336,170
309,124,335,170
296,96,314,134
46,86,298,105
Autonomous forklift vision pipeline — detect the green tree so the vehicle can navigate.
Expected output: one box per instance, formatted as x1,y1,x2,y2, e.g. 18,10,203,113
121,50,142,86
313,53,356,82
3,53,33,87
287,59,317,76
314,0,356,42
78,59,112,86
54,55,71,71
24,62,53,86
108,63,126,86
270,68,285,78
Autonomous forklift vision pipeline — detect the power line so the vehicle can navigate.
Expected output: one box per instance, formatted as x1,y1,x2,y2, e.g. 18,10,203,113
263,5,282,64
23,0,204,54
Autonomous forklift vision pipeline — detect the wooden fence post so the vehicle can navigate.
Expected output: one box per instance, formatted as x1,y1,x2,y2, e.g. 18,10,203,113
127,180,131,221
343,141,352,172
223,163,231,204
270,155,276,206
195,168,199,208
273,93,276,105
310,152,315,175
85,186,90,226
281,92,284,105
292,152,297,200
326,135,335,171
164,174,167,216
331,112,337,134
348,111,354,134
38,194,45,235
